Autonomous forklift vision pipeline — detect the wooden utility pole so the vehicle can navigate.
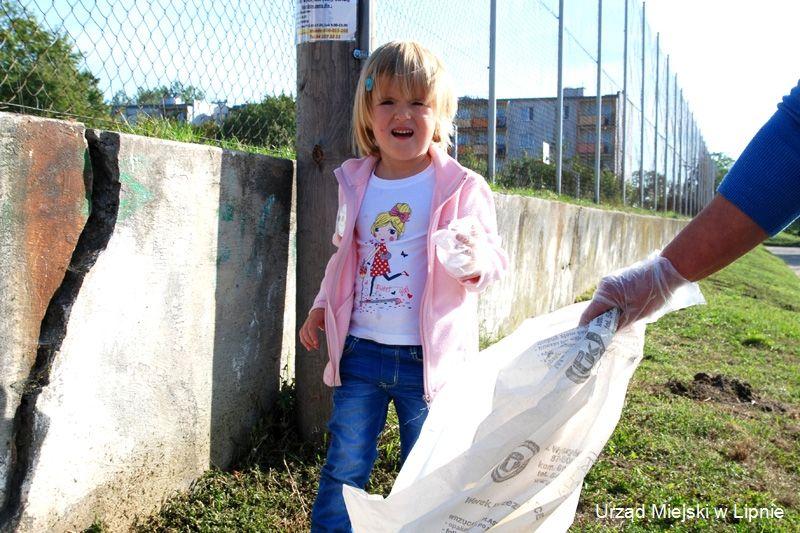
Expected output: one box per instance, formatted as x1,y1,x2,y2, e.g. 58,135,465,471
295,0,370,443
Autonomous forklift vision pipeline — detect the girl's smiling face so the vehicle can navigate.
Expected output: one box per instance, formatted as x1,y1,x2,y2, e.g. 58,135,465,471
371,79,436,179
373,223,398,242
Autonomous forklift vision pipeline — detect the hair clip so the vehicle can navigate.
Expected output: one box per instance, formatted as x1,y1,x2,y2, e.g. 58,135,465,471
365,76,374,92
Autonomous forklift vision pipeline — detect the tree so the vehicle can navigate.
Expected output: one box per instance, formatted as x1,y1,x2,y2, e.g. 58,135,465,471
110,89,131,107
498,155,623,204
498,155,556,192
221,94,295,149
110,81,206,106
710,152,735,188
134,81,205,105
0,1,106,118
457,149,488,178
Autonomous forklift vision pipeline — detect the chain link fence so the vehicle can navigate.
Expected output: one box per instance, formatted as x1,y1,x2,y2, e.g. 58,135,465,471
0,0,296,155
374,0,714,214
1,0,713,212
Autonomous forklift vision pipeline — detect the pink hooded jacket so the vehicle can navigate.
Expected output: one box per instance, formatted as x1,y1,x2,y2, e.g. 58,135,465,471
311,146,509,403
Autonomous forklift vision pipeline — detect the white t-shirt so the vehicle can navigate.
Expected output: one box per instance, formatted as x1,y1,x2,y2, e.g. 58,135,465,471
348,164,435,345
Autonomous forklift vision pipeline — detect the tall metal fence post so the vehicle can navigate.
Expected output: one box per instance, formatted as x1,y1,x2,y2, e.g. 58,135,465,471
621,0,629,205
708,151,714,205
696,123,700,214
652,32,660,211
683,102,689,215
688,114,693,215
488,0,497,182
677,90,684,214
663,54,669,212
295,0,368,444
638,1,645,207
556,0,565,195
671,74,678,212
692,116,698,215
687,114,692,215
594,0,603,204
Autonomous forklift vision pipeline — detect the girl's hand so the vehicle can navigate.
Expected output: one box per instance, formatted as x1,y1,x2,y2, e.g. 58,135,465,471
453,232,483,278
454,232,476,247
299,308,326,351
432,216,488,281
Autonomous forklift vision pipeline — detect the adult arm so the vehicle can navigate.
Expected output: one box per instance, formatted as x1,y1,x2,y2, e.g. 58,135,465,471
661,195,767,282
669,78,800,279
579,80,800,328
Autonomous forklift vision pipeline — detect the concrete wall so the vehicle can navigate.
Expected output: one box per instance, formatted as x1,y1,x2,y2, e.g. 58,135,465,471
0,112,293,532
479,194,688,342
0,110,687,531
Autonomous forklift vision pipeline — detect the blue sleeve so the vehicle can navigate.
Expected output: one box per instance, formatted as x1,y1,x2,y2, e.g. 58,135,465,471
717,80,800,236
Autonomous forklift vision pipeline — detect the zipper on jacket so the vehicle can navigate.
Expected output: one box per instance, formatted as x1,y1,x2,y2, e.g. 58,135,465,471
419,173,469,404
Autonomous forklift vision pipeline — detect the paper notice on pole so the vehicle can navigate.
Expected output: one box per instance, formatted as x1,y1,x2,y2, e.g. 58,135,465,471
296,0,357,44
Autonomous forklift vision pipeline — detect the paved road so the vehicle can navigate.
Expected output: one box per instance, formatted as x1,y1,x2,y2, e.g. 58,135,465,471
765,246,800,276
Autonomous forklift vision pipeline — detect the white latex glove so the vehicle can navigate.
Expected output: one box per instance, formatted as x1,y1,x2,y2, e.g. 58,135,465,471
579,254,705,330
432,215,488,281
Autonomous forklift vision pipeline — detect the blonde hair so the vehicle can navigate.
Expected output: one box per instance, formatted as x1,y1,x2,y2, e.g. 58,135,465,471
353,41,457,157
371,203,412,237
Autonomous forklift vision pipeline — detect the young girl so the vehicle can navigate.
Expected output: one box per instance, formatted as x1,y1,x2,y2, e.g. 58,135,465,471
299,40,508,532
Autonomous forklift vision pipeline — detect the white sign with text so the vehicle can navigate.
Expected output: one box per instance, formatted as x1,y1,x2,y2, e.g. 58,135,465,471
296,0,357,44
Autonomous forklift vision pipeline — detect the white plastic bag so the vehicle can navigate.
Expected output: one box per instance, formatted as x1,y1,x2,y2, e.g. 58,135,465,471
343,284,704,532
431,215,487,279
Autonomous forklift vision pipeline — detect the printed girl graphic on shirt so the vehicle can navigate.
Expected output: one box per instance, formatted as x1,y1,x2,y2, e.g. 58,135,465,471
360,202,411,300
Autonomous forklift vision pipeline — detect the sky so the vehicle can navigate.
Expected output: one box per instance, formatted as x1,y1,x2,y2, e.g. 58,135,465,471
646,0,800,158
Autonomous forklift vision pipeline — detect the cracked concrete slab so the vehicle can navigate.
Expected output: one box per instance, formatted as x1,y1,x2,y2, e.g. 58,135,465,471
1,116,292,532
0,112,90,516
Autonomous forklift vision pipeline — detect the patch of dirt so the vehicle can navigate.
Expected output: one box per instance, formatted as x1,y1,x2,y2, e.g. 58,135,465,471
666,373,789,413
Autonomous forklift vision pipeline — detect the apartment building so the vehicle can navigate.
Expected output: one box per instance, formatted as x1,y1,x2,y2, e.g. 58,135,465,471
455,88,622,175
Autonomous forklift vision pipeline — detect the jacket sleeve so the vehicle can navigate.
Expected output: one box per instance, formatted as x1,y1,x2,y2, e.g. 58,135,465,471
456,173,509,293
311,185,346,311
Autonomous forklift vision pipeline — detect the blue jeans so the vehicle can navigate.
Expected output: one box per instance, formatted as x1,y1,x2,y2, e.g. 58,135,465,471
310,335,429,532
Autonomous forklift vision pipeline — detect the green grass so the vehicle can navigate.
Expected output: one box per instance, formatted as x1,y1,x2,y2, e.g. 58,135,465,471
87,115,296,160
125,385,402,532
489,183,687,220
572,246,800,532
118,246,798,532
764,231,800,247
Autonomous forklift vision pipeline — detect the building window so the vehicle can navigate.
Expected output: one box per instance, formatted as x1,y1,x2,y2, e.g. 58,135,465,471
564,105,570,119
528,107,534,121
